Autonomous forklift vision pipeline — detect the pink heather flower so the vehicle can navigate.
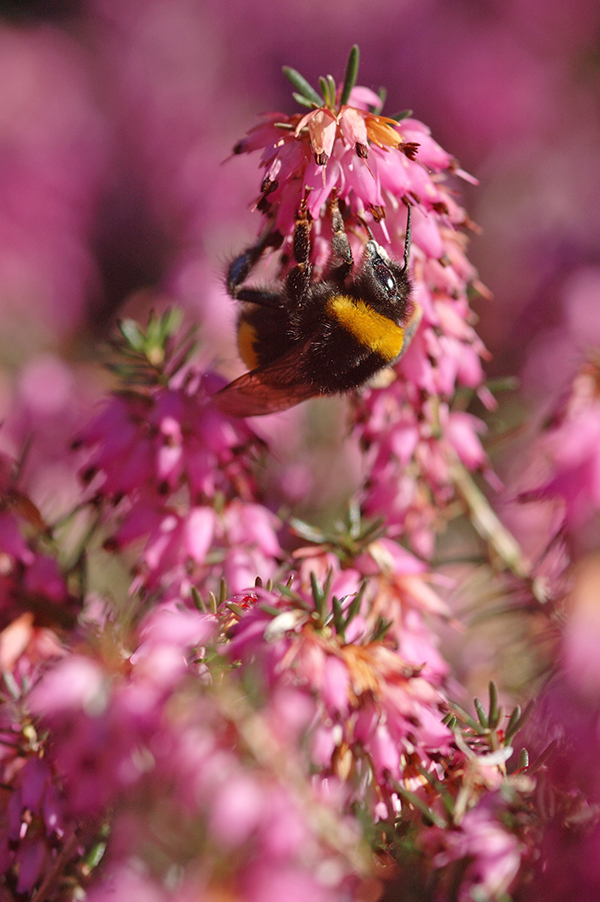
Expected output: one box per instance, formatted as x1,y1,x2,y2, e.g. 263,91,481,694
23,554,69,604
354,386,494,555
536,364,600,529
295,542,450,680
1,755,68,893
0,510,34,566
240,100,428,238
28,655,107,718
110,494,281,600
0,613,64,679
295,107,338,165
0,457,81,658
222,573,452,814
445,410,488,470
15,836,47,895
235,73,478,279
228,57,490,557
80,376,256,502
80,393,156,496
137,607,217,654
421,800,523,902
86,683,358,902
85,866,169,902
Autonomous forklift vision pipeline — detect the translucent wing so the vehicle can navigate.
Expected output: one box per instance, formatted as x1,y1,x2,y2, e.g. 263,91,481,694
214,343,322,417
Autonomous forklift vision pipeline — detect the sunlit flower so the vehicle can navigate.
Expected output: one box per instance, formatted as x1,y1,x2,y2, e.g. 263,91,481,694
231,56,489,556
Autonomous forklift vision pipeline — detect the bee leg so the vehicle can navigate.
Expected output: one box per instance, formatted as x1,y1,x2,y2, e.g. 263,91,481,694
327,193,354,281
227,246,261,297
286,192,312,303
233,288,285,309
227,227,282,298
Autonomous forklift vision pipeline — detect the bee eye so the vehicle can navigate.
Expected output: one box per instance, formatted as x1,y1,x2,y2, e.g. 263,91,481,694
374,261,396,293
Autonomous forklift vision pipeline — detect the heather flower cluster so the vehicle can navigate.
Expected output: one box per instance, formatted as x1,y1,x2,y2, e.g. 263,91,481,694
0,42,591,902
0,421,535,900
233,47,490,557
77,314,281,600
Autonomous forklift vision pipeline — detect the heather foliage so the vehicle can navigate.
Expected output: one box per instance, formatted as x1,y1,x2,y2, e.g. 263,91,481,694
0,36,599,902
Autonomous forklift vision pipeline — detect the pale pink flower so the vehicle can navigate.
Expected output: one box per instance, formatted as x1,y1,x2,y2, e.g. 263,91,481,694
522,361,600,535
445,410,488,470
222,575,452,813
85,866,168,902
0,510,34,565
28,655,106,717
81,376,256,502
208,774,264,847
421,801,523,902
295,108,338,165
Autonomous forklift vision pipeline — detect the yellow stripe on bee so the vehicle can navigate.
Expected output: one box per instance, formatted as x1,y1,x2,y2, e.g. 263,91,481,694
326,295,405,362
237,320,259,369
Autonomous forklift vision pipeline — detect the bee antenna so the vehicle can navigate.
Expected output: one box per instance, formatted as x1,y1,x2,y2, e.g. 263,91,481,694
403,204,412,272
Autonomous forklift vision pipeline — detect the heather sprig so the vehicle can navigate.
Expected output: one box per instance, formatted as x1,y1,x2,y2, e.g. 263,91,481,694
108,308,198,388
231,47,495,559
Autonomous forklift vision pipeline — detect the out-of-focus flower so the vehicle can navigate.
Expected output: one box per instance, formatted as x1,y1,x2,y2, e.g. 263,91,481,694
521,359,600,537
521,554,600,901
81,376,256,503
80,360,282,598
419,797,524,902
222,555,453,819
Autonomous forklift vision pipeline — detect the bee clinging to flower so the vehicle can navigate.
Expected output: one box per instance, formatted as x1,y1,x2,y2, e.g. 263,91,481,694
215,45,479,417
215,192,419,417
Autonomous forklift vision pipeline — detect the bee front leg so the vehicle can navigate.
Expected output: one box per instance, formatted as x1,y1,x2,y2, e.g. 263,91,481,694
327,194,354,281
286,192,312,304
227,226,282,299
227,246,261,298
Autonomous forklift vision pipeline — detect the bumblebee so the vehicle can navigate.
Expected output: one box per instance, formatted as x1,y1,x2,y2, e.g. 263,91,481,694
215,194,421,417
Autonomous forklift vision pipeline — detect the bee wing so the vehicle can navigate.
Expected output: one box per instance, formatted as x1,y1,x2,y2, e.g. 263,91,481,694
214,343,321,417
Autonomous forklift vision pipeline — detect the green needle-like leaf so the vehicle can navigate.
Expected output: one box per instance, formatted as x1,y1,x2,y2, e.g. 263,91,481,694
318,76,331,108
488,680,500,729
391,109,414,121
474,697,489,728
394,783,447,828
118,318,145,352
504,700,534,743
344,582,367,627
291,92,316,109
283,66,323,107
339,44,360,107
326,74,337,107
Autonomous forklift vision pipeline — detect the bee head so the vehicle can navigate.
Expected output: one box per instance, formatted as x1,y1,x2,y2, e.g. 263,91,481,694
366,240,397,290
357,238,411,321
